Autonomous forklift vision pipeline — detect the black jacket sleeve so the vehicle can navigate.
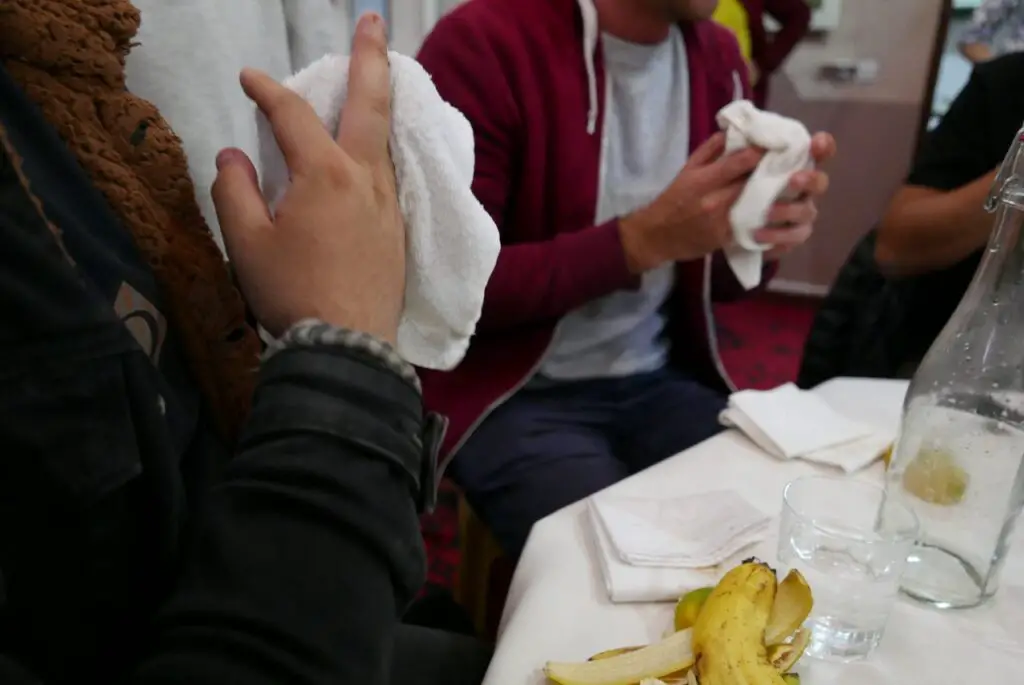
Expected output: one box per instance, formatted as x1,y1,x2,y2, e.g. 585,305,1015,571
0,344,429,685
133,346,429,685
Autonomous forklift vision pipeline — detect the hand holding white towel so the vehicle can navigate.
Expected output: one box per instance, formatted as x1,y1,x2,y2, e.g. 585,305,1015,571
257,52,500,370
715,100,813,290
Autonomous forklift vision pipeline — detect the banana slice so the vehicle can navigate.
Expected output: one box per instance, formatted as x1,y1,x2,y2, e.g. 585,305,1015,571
544,629,696,685
765,570,814,645
782,674,801,685
902,448,969,506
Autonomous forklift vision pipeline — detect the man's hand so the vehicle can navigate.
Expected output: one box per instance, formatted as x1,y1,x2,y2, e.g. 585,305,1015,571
759,132,835,261
619,132,764,272
211,13,405,345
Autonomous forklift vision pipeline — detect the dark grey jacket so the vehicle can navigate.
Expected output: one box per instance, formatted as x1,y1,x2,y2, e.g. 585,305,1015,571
0,65,438,685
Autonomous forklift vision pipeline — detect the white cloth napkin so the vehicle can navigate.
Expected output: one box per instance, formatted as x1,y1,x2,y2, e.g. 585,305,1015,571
587,493,769,603
720,383,893,472
257,52,501,370
715,100,813,290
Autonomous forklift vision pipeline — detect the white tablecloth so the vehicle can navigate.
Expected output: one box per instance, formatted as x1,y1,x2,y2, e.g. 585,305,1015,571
481,377,1024,684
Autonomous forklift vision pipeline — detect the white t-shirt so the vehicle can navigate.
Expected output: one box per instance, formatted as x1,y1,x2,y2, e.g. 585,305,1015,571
539,26,690,380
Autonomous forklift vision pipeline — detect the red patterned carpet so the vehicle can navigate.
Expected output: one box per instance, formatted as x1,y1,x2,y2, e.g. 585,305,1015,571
420,293,821,589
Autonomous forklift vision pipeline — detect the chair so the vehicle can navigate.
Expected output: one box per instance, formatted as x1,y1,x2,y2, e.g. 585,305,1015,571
455,495,514,640
797,228,979,388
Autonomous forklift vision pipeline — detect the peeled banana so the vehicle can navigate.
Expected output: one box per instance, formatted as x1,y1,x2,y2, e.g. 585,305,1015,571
692,562,786,685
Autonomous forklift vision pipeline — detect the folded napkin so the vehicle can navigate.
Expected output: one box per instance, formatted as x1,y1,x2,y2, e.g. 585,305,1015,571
257,53,501,370
720,383,893,472
587,493,769,603
715,100,813,290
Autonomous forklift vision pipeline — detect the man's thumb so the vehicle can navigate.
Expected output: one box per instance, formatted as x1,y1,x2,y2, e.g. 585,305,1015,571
211,148,272,260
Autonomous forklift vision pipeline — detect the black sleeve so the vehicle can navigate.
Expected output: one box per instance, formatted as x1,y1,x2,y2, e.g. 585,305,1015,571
909,63,1006,191
132,346,429,685
1,346,430,685
908,67,997,190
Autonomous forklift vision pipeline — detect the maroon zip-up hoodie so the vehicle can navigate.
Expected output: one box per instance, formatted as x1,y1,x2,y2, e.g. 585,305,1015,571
417,0,777,465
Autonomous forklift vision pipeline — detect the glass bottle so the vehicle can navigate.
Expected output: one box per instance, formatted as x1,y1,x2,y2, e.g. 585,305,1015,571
883,126,1024,609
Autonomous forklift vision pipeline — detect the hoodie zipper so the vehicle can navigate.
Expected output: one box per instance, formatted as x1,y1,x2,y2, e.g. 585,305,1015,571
705,67,747,395
702,253,737,393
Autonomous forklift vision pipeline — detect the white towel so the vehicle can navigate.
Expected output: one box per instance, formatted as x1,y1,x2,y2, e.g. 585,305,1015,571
257,52,501,370
719,383,893,472
587,497,767,603
715,100,813,290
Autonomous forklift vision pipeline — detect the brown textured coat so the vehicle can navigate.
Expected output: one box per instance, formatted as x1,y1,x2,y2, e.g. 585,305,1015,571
0,0,260,443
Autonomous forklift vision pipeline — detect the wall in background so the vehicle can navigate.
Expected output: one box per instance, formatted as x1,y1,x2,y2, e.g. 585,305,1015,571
767,0,946,295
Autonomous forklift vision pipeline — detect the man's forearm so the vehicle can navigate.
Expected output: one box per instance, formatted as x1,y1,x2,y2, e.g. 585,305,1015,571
960,41,994,64
477,219,640,331
876,173,995,277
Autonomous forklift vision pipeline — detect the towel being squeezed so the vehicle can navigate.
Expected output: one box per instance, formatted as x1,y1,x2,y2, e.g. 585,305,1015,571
716,100,813,290
257,52,500,370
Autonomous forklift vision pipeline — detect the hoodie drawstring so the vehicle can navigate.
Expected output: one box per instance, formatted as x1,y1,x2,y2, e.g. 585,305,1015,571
577,0,599,134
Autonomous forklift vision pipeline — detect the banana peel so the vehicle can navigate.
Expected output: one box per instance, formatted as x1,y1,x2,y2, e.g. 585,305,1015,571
589,647,645,661
548,561,814,685
767,628,810,673
589,647,690,684
545,629,695,685
692,561,786,685
764,570,814,645
674,586,714,631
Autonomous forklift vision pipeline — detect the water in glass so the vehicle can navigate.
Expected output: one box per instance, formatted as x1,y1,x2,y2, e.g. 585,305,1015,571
885,399,1024,607
777,478,917,661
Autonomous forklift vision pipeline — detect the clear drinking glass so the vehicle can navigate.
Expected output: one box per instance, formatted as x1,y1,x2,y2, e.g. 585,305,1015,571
777,477,919,662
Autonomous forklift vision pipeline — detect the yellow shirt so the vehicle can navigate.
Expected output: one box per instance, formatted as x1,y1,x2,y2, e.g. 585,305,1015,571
712,0,753,64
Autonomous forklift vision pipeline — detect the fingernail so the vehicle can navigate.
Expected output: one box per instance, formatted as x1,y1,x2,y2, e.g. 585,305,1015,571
359,12,385,37
216,148,245,171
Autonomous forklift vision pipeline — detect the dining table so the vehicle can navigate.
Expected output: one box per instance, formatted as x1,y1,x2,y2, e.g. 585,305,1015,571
479,376,1024,685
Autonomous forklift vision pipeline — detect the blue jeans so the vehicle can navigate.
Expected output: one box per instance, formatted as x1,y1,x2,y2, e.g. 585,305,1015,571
449,368,727,557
